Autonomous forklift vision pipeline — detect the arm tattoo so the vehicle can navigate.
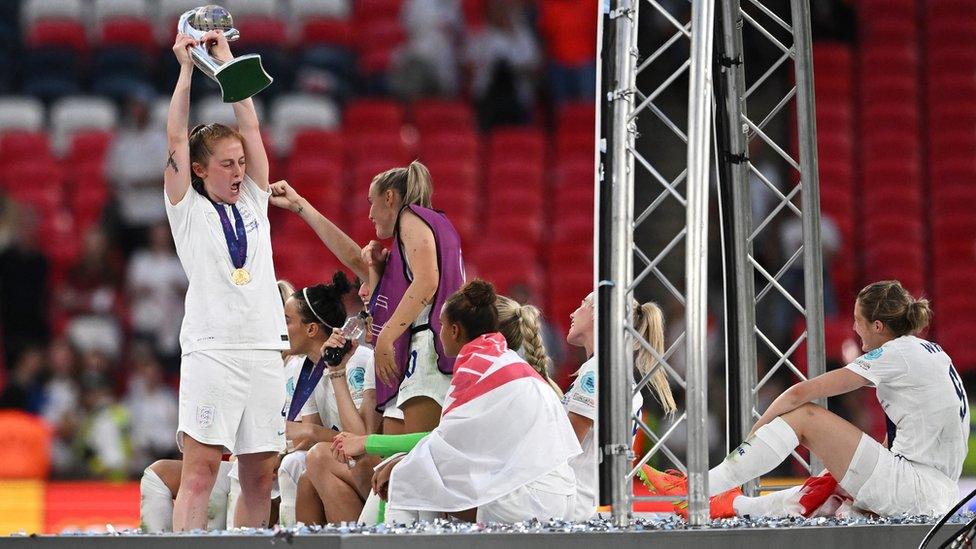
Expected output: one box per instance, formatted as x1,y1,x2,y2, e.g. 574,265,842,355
166,150,179,173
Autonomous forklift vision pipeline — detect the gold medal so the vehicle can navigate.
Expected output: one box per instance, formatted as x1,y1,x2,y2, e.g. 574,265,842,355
231,268,251,285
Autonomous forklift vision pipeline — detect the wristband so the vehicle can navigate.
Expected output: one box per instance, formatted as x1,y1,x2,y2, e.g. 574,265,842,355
328,369,346,379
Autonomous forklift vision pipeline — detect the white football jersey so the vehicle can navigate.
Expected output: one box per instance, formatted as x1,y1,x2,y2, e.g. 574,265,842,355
845,335,970,481
300,345,374,430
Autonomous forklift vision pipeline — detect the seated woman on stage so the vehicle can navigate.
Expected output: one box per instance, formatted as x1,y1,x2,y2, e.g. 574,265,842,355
643,280,969,519
333,281,581,524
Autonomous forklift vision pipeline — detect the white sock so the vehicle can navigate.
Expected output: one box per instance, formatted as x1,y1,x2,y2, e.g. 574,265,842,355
732,486,804,518
207,462,232,531
708,417,799,496
358,492,383,525
277,451,306,527
139,468,173,533
277,467,298,527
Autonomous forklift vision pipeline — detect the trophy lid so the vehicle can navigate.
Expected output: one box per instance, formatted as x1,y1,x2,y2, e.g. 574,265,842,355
189,5,233,32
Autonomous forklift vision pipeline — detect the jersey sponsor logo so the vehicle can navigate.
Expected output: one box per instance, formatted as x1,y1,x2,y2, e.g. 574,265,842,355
349,367,366,391
286,376,296,396
570,392,595,408
197,404,215,428
580,371,596,395
863,347,883,360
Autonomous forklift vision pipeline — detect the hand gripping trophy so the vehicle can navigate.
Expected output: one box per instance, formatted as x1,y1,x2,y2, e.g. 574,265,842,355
177,5,273,102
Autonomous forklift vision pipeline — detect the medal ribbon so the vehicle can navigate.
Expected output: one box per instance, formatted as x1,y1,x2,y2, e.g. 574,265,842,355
209,201,248,269
288,357,327,421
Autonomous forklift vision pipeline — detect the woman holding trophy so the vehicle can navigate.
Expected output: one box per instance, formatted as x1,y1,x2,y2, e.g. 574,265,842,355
164,25,288,530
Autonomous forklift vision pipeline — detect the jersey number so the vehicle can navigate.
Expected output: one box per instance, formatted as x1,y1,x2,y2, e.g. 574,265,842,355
948,364,968,422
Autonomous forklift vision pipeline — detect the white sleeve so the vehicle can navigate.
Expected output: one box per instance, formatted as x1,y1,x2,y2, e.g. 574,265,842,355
240,175,270,217
562,360,598,422
844,344,908,387
164,186,200,248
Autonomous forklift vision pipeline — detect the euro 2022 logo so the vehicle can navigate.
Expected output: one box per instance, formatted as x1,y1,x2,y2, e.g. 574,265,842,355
349,366,366,391
580,371,596,395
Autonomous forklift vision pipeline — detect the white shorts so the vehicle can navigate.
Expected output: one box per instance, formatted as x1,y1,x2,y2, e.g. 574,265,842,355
840,433,959,516
178,349,286,456
476,463,577,523
395,329,451,410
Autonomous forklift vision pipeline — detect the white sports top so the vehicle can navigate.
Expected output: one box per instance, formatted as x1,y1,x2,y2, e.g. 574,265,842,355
562,357,643,517
300,345,375,430
845,335,970,481
165,175,288,353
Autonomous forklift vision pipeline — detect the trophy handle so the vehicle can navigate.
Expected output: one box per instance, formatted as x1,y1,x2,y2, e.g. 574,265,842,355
213,55,273,103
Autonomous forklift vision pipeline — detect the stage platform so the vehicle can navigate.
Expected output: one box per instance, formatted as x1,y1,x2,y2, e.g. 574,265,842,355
4,520,965,549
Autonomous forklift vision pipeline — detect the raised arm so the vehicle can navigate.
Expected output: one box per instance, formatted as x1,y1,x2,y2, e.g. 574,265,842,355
163,34,197,205
269,181,368,280
232,97,269,190
199,32,270,191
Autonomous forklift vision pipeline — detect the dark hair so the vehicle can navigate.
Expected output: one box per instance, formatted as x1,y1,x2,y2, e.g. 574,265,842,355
292,271,353,329
442,280,499,340
371,160,433,208
188,123,245,196
857,280,932,337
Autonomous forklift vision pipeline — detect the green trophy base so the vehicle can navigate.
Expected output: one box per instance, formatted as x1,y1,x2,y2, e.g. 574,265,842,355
214,55,273,103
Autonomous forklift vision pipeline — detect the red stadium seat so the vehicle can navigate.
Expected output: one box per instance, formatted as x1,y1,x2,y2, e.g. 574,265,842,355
287,159,345,215
26,20,88,51
1,161,63,200
418,131,480,162
486,161,545,194
67,130,113,166
98,17,156,53
554,132,596,164
0,132,52,167
291,130,345,165
487,128,547,165
486,213,545,249
354,0,404,24
556,102,596,134
488,187,543,218
345,100,405,134
413,100,475,134
347,130,412,166
301,18,354,48
235,17,288,46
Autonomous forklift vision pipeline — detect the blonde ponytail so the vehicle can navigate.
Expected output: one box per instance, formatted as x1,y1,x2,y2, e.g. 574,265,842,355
371,160,434,209
633,301,676,416
497,295,562,396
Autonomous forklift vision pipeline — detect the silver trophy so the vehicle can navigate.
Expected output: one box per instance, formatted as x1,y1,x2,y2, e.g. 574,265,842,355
178,5,273,103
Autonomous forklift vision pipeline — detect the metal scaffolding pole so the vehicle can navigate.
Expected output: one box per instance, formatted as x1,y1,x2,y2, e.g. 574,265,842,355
685,0,716,526
791,0,826,475
599,0,637,527
719,0,825,483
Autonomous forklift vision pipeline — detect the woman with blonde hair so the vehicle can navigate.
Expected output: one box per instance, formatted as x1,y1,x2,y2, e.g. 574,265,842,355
270,161,464,436
644,280,969,520
563,291,676,520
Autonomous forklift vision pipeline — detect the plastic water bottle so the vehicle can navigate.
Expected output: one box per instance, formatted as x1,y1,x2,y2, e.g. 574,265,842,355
324,311,368,366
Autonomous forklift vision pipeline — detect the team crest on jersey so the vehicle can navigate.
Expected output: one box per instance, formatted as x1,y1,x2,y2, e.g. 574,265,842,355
863,348,884,360
349,367,365,391
580,371,596,394
197,405,215,428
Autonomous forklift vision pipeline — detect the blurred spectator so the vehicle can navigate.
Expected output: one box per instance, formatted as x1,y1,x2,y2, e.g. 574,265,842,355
394,0,463,98
780,212,841,314
538,0,597,103
104,89,168,255
72,372,131,480
41,337,81,476
124,344,178,472
127,223,187,369
0,199,49,366
0,346,45,413
78,349,114,378
57,228,125,359
466,0,541,129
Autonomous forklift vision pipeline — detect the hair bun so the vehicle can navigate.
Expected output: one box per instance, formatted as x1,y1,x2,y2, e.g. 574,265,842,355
330,271,352,296
463,279,496,308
